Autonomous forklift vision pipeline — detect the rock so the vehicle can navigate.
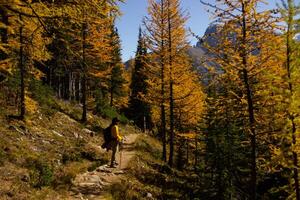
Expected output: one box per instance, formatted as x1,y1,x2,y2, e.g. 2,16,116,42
146,192,153,199
82,128,91,133
114,170,124,175
76,180,104,195
53,130,63,137
87,175,101,183
56,159,62,166
74,132,83,139
96,166,112,173
78,182,97,187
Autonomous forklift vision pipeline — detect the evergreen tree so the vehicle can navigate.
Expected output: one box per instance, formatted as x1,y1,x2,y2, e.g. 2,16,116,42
144,0,205,165
108,26,127,108
144,0,168,161
128,27,151,131
274,0,300,198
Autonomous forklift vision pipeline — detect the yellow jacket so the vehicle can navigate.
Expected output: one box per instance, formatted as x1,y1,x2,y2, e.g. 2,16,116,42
111,125,122,142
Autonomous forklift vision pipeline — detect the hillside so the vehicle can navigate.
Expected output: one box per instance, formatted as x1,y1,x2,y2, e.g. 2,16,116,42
0,94,141,199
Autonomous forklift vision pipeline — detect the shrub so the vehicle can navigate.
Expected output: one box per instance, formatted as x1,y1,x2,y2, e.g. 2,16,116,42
25,157,54,188
62,151,82,164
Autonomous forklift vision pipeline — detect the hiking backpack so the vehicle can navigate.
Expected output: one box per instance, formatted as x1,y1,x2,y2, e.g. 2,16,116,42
101,125,112,149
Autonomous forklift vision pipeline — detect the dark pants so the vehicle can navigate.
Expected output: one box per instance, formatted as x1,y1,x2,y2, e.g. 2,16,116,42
110,140,119,166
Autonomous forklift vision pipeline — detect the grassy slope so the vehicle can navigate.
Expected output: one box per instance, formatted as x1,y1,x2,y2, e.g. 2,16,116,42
0,92,138,199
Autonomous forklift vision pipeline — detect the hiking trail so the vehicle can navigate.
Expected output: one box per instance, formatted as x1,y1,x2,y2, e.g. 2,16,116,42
70,133,139,200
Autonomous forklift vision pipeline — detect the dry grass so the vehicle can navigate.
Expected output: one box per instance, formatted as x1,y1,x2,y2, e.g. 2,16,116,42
0,97,121,199
108,134,200,200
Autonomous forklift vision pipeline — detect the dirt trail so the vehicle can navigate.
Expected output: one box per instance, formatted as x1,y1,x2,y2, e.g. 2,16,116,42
70,134,139,200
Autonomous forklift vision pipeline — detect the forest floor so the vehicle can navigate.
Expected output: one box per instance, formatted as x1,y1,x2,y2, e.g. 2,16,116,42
70,134,139,200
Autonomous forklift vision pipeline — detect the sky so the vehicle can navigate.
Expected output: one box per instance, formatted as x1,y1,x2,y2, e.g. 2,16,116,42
116,0,279,62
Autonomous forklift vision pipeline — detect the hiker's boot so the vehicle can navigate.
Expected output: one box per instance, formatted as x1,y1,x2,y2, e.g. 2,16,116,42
113,161,119,166
110,163,117,168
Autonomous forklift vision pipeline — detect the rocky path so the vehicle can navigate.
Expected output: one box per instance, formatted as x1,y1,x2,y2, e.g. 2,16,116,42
70,134,139,200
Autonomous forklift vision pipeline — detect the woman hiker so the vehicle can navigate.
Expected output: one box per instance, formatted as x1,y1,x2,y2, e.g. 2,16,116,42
109,117,122,168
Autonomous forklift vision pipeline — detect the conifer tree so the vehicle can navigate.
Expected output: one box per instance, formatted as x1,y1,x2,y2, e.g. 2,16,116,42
108,26,127,108
201,0,285,198
144,0,168,161
276,0,300,198
129,27,151,131
144,0,205,166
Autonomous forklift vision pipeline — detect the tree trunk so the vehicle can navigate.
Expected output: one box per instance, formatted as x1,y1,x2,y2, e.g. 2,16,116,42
110,78,113,107
69,72,72,101
243,38,257,200
76,75,80,102
286,3,300,197
241,3,256,199
58,76,61,98
143,116,147,133
160,0,167,162
0,7,8,83
169,80,174,166
186,139,189,165
167,0,175,167
81,21,87,122
176,138,184,170
161,103,167,161
81,74,87,122
19,15,25,120
194,137,198,171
